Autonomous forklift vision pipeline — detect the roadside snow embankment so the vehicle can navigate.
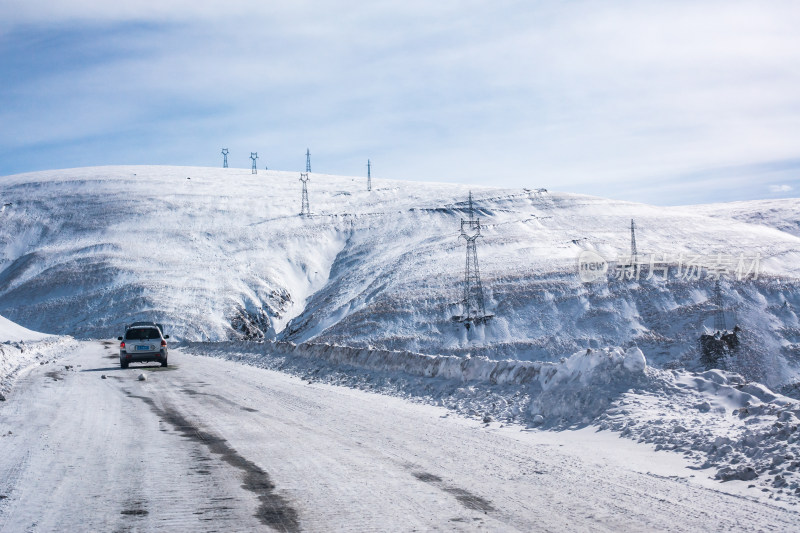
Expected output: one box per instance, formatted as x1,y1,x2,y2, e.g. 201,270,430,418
186,340,648,395
0,315,72,399
186,340,650,432
530,346,647,423
187,339,800,499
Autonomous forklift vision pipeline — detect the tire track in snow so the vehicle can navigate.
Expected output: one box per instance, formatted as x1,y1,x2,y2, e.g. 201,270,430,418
411,471,495,512
125,391,300,532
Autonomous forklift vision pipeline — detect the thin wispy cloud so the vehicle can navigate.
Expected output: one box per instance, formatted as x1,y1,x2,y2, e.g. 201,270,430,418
1,1,799,205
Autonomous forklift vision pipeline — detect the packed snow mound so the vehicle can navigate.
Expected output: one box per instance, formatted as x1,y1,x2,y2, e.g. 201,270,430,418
531,347,648,422
1,166,799,384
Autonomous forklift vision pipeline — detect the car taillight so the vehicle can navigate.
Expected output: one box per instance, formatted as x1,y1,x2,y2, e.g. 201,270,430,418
120,341,125,349
161,340,167,347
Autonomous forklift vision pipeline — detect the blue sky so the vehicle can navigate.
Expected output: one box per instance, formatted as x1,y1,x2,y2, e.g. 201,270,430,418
1,0,799,205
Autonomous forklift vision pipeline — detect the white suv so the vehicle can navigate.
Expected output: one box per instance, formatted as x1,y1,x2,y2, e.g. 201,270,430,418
118,323,169,368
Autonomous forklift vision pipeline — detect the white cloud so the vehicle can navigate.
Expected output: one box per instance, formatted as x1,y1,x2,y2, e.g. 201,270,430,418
769,184,793,193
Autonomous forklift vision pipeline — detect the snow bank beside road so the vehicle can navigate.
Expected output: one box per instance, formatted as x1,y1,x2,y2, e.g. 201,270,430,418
0,314,72,399
187,341,652,432
187,339,800,499
600,368,800,498
531,347,648,423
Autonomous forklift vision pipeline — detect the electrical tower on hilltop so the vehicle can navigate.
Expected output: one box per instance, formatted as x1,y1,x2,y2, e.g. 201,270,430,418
629,218,639,277
306,149,311,173
250,152,258,174
299,173,310,216
221,148,229,168
367,159,372,191
452,191,492,328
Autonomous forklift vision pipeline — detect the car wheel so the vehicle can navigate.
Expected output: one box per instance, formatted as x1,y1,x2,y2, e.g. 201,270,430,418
121,360,129,369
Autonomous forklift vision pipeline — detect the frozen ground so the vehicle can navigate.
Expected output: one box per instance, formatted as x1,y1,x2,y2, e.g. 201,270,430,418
1,341,799,532
0,166,799,387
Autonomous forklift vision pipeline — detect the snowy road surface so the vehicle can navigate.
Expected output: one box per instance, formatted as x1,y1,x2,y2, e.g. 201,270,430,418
1,342,798,532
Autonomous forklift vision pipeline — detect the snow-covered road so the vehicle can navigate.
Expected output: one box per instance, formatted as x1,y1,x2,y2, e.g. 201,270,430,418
1,342,798,532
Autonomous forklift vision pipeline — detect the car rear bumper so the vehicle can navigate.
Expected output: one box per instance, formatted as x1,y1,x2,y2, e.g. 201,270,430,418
120,350,167,363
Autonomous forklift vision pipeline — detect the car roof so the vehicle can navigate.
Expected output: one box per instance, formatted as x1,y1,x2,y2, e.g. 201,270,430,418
126,321,164,330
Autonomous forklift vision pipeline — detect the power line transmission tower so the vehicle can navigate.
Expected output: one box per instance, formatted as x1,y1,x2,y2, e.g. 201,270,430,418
454,191,491,328
250,152,258,174
630,218,638,264
306,149,311,173
221,148,229,168
299,173,310,216
367,159,372,191
713,278,727,331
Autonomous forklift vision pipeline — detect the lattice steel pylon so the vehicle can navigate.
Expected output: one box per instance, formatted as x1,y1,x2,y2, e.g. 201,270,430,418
367,159,372,191
250,152,258,174
306,149,311,173
460,191,486,321
221,148,229,168
299,172,310,216
714,278,727,331
630,218,638,264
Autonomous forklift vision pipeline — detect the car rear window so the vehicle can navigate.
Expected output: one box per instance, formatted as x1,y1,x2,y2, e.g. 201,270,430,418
125,328,161,340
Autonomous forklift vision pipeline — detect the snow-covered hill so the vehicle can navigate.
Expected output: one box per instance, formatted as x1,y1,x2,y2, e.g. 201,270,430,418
1,165,799,385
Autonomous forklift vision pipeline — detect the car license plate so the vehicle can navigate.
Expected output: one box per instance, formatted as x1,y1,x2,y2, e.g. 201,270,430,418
136,345,150,351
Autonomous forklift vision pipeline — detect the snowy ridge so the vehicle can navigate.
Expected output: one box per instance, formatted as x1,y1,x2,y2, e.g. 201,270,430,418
187,340,800,497
691,198,800,239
